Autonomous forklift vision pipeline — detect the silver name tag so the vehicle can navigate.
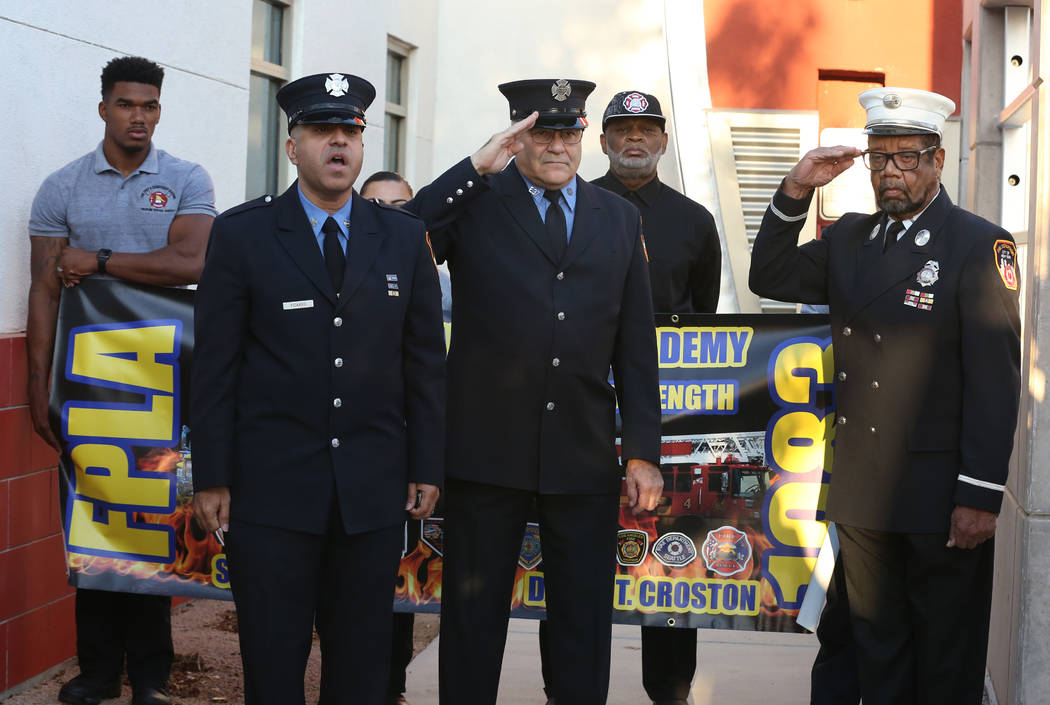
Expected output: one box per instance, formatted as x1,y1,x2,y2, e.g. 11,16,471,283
282,299,314,310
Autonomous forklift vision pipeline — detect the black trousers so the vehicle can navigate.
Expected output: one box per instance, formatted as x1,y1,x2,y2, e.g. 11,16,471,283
74,588,173,687
388,612,415,695
837,524,994,705
540,621,698,701
226,518,403,705
810,555,860,705
438,478,619,705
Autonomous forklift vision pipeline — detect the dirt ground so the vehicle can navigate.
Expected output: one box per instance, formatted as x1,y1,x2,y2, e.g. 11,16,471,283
3,600,439,705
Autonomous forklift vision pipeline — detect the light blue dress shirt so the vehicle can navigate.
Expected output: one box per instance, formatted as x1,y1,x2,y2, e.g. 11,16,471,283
297,184,351,256
518,171,578,241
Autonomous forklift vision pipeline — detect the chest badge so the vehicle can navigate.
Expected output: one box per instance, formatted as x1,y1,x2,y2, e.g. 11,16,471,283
916,260,939,287
914,229,930,246
868,224,880,241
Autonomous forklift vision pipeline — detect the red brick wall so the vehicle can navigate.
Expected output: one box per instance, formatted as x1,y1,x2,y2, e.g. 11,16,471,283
0,333,72,694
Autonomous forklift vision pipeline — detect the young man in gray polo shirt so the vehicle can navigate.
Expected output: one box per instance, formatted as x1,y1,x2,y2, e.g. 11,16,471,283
26,55,216,705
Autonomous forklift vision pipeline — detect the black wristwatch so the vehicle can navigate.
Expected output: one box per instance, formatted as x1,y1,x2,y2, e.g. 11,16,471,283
97,248,112,274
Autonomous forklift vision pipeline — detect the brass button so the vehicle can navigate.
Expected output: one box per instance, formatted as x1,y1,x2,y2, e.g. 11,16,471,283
446,197,454,204
466,180,474,188
334,357,343,368
837,416,847,425
873,333,882,343
456,189,464,196
333,317,343,327
556,272,565,280
546,402,555,411
837,371,847,381
552,358,560,367
557,312,565,320
333,398,342,408
842,326,852,336
869,426,877,434
871,380,880,390
331,438,340,448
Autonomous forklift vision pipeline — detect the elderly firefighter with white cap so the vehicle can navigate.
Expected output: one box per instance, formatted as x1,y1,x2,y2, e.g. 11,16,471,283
749,88,1021,705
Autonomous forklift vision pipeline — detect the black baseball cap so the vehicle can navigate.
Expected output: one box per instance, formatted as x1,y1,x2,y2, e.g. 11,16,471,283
602,90,666,130
276,72,376,132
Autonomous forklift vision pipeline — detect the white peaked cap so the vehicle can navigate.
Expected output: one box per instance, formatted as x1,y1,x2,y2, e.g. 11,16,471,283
859,87,956,137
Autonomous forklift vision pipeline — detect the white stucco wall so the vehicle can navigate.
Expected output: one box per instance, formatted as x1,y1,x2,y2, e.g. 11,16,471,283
427,0,685,187
0,2,250,333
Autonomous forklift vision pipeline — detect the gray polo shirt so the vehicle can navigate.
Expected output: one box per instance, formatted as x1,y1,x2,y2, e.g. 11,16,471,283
29,142,217,254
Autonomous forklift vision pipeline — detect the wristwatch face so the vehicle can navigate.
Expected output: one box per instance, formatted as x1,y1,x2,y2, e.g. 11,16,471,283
97,248,112,273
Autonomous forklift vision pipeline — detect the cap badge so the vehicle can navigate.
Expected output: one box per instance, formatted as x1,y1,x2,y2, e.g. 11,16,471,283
883,93,902,109
325,73,350,97
623,92,648,113
917,260,940,287
914,229,931,246
551,79,571,102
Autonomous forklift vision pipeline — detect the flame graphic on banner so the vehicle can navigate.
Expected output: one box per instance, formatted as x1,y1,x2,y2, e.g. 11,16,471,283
68,448,224,588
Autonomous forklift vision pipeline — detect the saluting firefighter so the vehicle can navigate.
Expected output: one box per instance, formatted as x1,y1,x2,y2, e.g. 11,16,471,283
404,79,664,705
749,88,1021,705
191,73,446,705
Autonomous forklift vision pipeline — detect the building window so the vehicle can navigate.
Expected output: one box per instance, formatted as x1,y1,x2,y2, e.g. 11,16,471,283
246,0,290,199
385,37,413,172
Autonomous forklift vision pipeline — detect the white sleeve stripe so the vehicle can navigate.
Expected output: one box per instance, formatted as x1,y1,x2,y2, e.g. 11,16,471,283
769,200,809,223
958,475,1005,492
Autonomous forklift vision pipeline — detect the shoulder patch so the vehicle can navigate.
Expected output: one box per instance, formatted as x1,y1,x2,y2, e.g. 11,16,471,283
994,239,1018,290
223,195,274,218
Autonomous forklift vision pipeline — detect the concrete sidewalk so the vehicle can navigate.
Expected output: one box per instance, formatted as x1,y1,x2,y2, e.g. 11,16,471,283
405,620,819,704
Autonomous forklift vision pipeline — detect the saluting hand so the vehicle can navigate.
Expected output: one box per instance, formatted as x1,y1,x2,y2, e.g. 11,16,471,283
782,146,864,199
625,458,663,515
947,505,997,549
470,112,539,176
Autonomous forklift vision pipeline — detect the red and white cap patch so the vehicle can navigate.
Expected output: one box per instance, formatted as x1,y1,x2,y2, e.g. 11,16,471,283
622,92,649,113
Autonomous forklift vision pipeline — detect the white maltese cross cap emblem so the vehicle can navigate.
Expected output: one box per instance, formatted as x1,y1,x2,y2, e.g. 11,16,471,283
551,79,571,102
325,73,350,97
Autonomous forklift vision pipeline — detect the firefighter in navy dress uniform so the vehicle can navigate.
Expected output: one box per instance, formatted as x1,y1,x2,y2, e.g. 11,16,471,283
190,73,446,705
404,79,664,705
749,87,1021,705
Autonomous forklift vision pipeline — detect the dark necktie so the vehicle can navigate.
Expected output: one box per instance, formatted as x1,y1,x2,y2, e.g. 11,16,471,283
544,190,567,261
883,220,905,253
322,216,345,293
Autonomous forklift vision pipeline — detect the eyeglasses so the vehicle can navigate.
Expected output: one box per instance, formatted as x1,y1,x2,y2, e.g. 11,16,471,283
529,128,584,145
862,145,938,171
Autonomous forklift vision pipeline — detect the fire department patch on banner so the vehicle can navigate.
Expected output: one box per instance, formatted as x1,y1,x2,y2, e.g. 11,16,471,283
616,529,649,566
702,526,753,577
518,522,542,570
421,517,445,556
652,531,698,568
994,239,1018,290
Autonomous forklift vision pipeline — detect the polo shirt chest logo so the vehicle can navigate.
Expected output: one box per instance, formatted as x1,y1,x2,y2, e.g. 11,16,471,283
140,185,177,212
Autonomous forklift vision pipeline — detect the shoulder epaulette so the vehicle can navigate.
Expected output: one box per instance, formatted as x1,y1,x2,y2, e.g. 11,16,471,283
222,194,276,218
371,199,423,221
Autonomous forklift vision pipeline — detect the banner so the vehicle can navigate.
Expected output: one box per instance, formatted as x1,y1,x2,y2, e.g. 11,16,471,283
52,280,834,631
